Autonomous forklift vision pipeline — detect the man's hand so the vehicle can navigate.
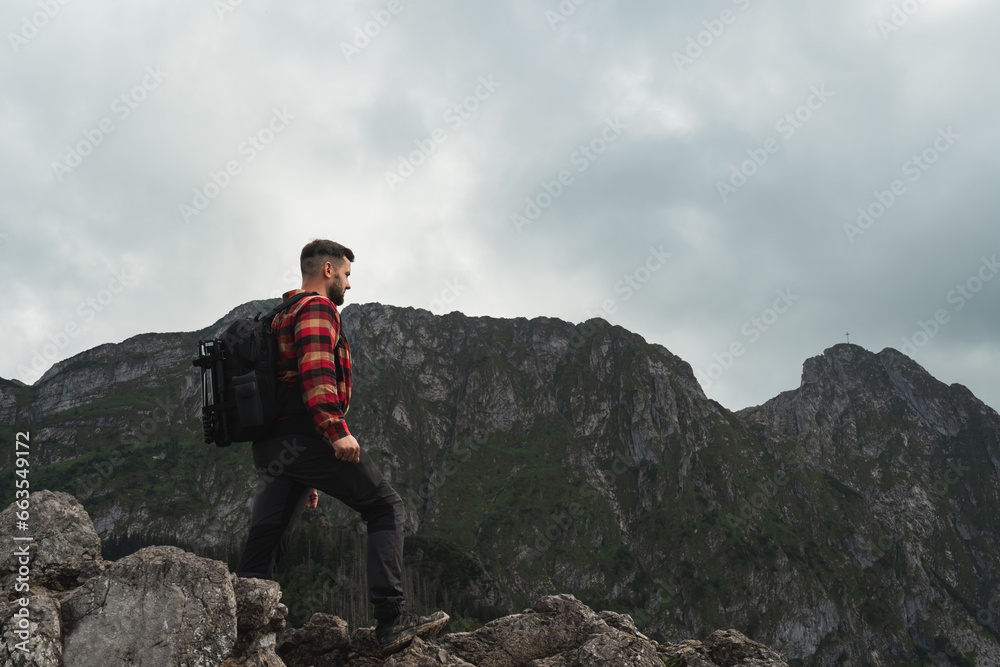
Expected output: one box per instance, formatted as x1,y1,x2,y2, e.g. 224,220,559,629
306,488,319,508
331,434,361,463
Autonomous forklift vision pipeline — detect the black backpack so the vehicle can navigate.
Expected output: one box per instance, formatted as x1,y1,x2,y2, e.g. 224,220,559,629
193,292,314,447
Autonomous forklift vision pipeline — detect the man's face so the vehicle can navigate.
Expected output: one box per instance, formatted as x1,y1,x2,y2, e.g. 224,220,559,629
327,259,351,306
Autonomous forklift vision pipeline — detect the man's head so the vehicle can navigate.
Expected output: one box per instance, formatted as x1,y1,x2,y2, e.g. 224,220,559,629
300,239,354,306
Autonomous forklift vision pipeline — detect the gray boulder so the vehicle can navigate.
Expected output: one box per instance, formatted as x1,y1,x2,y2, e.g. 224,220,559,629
276,612,352,667
657,629,789,667
0,490,103,595
382,637,476,666
221,575,289,667
0,594,63,667
59,545,238,667
437,594,658,667
530,630,662,666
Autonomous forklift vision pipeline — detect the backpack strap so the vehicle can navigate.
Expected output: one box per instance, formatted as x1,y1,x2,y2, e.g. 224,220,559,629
269,291,329,421
261,291,316,324
266,291,339,346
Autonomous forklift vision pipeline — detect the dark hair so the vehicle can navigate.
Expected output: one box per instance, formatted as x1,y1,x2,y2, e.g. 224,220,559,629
300,240,355,277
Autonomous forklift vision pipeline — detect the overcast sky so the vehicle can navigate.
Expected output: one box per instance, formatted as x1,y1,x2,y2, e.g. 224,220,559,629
2,0,998,415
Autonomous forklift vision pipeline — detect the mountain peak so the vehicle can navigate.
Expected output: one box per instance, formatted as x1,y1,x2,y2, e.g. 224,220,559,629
0,375,27,389
793,343,999,436
800,343,876,386
6,302,1000,663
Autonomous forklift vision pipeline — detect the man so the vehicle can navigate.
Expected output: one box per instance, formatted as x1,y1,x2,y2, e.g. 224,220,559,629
234,239,448,654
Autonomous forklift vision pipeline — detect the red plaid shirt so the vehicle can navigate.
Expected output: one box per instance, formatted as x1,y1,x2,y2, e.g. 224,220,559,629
272,289,352,442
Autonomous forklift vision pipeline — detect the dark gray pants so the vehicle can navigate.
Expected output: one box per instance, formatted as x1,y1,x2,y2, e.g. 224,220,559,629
234,433,405,620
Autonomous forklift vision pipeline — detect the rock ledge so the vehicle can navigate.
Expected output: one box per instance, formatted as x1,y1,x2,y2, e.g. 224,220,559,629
1,491,787,667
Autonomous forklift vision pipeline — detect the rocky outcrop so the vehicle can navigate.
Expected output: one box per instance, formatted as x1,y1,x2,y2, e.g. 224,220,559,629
59,545,238,666
275,613,352,666
222,576,289,667
0,490,103,594
1,492,287,667
0,491,787,666
0,378,19,425
433,594,660,666
659,629,793,666
0,594,63,667
277,594,787,667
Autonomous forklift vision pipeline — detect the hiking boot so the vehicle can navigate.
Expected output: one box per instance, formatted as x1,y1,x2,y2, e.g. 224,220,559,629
376,610,450,654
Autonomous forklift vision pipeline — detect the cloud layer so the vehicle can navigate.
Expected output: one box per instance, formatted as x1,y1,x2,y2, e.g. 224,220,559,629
2,0,998,413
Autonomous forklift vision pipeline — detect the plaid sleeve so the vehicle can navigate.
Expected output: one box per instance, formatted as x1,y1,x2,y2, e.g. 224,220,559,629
293,299,351,443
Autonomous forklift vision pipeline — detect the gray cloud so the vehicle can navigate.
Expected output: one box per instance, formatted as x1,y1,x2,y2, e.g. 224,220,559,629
2,0,997,413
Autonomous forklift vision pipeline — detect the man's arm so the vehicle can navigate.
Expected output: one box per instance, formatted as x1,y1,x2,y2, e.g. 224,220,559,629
293,299,360,462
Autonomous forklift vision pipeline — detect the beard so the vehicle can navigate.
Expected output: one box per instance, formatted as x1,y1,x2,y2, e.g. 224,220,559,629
327,281,345,306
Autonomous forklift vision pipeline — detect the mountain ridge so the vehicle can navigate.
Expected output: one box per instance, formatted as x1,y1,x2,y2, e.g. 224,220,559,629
2,300,998,665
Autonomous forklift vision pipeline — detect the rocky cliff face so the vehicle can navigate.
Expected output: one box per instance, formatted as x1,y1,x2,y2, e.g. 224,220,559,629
2,304,999,665
738,344,1000,664
0,491,788,667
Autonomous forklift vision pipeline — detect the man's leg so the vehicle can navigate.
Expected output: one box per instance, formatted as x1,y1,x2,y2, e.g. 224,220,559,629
294,447,406,620
235,447,310,579
355,477,406,621
250,432,446,652
273,489,310,574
